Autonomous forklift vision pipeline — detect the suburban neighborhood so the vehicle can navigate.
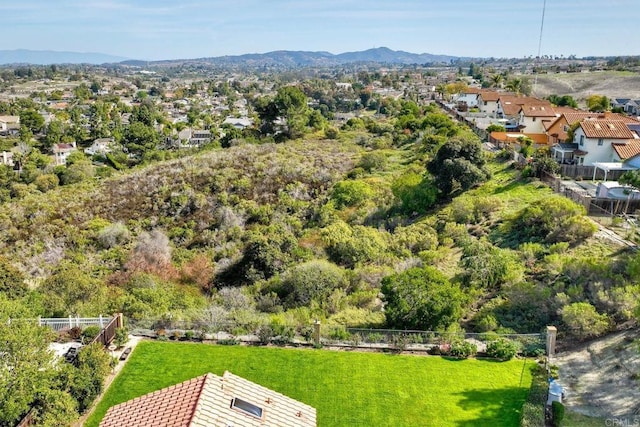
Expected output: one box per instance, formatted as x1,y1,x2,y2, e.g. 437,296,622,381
1,7,640,425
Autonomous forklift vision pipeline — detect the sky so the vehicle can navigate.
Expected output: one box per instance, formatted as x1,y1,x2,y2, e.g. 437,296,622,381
1,0,638,61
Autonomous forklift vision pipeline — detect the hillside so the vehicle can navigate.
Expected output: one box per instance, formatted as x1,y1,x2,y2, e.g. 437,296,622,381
532,70,640,104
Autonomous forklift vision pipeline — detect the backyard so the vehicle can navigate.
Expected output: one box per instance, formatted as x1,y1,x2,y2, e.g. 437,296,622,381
86,341,535,427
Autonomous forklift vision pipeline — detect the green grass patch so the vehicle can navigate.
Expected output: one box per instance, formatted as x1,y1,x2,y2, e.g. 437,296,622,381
87,341,535,427
562,410,607,427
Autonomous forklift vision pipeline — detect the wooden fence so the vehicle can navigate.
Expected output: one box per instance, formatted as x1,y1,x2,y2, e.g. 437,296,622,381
88,313,123,347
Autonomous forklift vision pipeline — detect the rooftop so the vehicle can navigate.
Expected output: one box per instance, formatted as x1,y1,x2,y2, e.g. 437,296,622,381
100,371,317,427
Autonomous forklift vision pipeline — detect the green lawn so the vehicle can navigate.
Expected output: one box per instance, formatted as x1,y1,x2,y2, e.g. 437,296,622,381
86,341,535,427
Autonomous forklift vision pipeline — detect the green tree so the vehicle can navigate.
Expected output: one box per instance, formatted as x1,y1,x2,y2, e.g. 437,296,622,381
0,310,56,426
258,86,310,139
381,266,464,331
546,94,578,108
123,122,159,158
427,137,490,198
19,109,45,134
44,120,66,149
0,256,28,298
55,343,112,413
586,95,610,112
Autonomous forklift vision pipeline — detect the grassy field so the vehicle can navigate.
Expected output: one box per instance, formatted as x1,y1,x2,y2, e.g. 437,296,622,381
86,341,535,427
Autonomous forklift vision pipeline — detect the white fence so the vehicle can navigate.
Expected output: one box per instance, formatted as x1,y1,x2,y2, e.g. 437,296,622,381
8,315,115,331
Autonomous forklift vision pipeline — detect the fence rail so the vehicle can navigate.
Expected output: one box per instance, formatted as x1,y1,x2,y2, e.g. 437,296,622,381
125,317,545,355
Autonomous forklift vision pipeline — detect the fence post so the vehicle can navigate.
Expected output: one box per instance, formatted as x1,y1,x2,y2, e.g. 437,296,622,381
37,316,41,327
313,320,321,347
546,326,557,358
99,314,103,328
116,313,124,329
69,315,73,329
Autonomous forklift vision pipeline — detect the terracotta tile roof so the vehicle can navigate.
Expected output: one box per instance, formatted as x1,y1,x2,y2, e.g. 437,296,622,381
612,140,640,160
489,132,549,145
478,90,513,102
580,119,635,139
559,111,639,126
100,374,207,427
520,104,557,117
100,371,317,427
499,96,550,116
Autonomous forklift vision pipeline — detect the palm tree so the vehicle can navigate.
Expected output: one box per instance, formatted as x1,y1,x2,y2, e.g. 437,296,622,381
505,78,523,94
490,74,503,88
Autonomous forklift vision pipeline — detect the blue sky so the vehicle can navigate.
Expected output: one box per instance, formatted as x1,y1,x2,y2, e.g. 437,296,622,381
1,0,638,60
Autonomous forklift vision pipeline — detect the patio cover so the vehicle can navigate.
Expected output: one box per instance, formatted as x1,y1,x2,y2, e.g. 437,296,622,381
592,162,638,181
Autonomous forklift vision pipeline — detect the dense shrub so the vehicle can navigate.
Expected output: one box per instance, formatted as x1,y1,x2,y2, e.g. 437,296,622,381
551,401,565,427
81,326,101,343
505,196,596,246
321,221,389,267
486,338,519,360
358,152,387,172
278,260,349,308
391,170,437,215
381,266,464,331
449,341,477,358
561,302,610,340
331,180,374,208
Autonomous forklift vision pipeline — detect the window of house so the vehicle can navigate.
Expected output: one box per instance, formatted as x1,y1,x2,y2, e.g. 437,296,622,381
533,117,536,121
563,125,569,132
579,135,584,146
231,398,263,419
598,138,603,146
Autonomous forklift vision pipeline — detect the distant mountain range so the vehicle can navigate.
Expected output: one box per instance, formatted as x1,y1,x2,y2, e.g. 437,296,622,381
0,49,128,65
1,47,459,67
131,47,460,67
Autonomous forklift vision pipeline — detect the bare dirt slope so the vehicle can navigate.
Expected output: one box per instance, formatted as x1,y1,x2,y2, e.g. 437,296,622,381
553,329,640,419
532,71,640,106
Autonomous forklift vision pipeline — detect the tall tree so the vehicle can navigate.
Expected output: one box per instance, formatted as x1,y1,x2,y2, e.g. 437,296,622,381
427,137,490,198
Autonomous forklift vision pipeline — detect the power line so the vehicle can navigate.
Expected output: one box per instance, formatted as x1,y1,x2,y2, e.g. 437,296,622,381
534,0,547,93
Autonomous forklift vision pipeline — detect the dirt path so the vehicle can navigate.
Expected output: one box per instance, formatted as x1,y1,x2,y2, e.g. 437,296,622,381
553,329,640,419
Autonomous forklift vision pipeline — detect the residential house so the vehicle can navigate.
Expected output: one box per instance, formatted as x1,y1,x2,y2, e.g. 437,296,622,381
518,104,557,134
53,142,77,165
612,98,640,116
100,371,317,427
452,87,481,109
477,90,510,116
0,115,20,134
85,138,115,156
496,96,549,130
553,119,638,166
0,151,14,167
190,129,212,146
546,111,639,145
222,117,254,130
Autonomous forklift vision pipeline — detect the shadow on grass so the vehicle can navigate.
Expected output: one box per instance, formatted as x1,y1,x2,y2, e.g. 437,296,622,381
492,179,526,195
453,385,530,427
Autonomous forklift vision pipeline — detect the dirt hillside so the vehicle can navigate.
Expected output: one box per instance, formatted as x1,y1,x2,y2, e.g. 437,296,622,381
553,329,640,419
532,71,640,108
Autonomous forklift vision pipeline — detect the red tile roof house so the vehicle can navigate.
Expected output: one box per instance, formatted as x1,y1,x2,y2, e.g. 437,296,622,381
100,371,317,427
556,119,639,167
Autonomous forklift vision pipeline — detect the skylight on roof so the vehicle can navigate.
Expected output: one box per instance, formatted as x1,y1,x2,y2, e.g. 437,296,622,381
608,124,616,130
231,398,263,419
